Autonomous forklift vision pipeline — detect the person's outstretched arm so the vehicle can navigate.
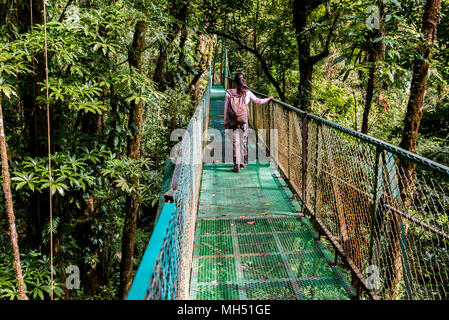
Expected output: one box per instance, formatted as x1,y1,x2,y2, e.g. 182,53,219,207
247,90,273,105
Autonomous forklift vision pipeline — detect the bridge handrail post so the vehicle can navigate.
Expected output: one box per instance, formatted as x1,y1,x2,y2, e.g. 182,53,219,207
301,113,308,207
287,109,292,180
368,146,382,267
314,121,322,221
267,100,272,151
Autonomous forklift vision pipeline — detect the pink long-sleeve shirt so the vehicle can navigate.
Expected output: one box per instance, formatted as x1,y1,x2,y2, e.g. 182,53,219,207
224,89,271,126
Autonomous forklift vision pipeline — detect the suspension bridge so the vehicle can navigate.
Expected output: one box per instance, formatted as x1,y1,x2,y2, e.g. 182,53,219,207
126,42,449,300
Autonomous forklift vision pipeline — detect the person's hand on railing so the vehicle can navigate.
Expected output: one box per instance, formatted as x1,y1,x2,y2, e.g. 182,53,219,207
268,96,274,100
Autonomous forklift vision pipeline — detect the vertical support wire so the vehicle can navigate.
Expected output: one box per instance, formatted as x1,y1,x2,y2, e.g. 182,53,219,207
267,101,271,151
301,113,308,207
288,110,292,180
42,0,54,300
314,122,322,221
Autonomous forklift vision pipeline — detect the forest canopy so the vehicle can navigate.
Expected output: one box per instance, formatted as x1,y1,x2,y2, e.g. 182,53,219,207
0,0,448,300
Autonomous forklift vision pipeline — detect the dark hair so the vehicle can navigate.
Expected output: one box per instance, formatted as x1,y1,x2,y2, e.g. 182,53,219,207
234,72,249,95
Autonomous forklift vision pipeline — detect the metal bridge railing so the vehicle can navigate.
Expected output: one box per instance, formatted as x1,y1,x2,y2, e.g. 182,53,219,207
228,75,449,300
126,68,212,300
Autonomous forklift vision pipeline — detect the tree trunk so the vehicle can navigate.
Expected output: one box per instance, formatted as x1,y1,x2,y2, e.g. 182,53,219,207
298,61,314,110
176,22,189,78
189,34,214,104
361,57,376,134
388,0,442,300
153,0,192,90
361,0,385,134
0,94,28,300
81,112,103,136
79,195,102,297
119,20,148,299
153,44,169,90
293,0,336,111
399,0,442,156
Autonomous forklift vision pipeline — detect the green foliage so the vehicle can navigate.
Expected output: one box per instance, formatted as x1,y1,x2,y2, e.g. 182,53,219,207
313,82,354,121
0,248,65,300
0,0,212,300
1,0,448,301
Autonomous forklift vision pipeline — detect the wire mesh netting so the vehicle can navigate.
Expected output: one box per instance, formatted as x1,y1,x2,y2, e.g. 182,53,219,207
246,84,449,300
126,70,212,300
130,41,449,300
189,83,356,300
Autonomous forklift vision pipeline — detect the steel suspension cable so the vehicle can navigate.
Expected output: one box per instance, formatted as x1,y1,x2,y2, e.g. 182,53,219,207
42,0,54,300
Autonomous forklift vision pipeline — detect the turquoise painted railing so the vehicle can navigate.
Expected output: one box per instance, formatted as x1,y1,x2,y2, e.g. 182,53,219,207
127,64,213,300
126,202,177,300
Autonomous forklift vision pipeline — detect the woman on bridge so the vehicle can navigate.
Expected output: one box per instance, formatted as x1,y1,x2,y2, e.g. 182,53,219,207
224,72,273,173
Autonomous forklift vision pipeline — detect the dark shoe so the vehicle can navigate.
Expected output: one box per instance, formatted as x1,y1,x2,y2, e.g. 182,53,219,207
232,167,240,173
240,163,247,168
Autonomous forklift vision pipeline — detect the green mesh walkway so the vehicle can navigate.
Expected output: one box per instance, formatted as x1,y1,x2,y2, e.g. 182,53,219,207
190,85,356,300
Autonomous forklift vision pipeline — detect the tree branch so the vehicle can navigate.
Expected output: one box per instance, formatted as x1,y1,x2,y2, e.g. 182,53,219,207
309,11,340,66
214,31,285,100
116,40,158,67
58,0,73,23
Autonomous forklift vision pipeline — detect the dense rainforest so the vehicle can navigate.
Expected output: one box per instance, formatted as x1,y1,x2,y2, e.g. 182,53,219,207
0,0,448,300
